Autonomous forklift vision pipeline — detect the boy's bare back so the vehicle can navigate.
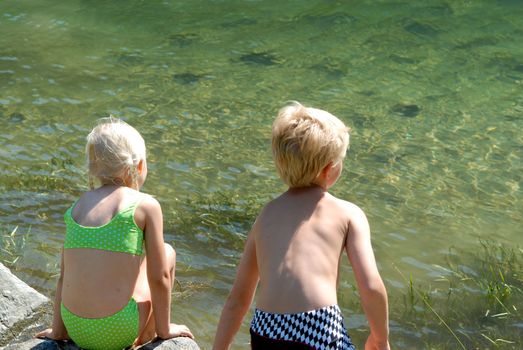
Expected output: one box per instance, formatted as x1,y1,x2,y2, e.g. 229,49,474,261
255,185,358,313
213,102,389,350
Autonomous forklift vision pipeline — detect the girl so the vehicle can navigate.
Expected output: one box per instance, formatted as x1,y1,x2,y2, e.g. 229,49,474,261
36,117,193,349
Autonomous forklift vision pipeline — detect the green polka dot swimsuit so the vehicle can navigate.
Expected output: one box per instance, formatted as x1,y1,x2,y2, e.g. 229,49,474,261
63,201,144,255
61,201,144,350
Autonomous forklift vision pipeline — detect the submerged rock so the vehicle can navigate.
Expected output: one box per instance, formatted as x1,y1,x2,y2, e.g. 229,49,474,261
173,73,203,85
301,12,356,28
114,51,144,66
453,37,498,50
169,33,199,47
391,104,421,118
239,52,279,66
8,112,25,124
219,18,257,28
403,20,439,37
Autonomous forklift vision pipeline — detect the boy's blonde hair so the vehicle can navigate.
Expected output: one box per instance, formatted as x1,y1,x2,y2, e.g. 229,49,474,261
86,117,146,189
272,102,350,188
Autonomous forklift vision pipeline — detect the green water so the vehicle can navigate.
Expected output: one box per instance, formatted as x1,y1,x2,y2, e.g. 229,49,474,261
1,0,522,348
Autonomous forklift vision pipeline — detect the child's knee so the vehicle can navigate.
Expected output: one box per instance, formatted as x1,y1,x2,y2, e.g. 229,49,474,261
164,243,176,265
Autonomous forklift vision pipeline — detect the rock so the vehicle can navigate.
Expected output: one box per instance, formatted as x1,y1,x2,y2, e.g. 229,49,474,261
391,103,421,118
239,52,279,66
140,337,200,350
3,337,200,350
0,263,50,346
2,338,78,350
0,263,200,349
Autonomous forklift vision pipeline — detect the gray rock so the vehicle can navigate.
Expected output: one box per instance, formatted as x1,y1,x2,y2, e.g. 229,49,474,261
3,337,200,350
0,263,50,346
139,337,200,350
0,263,199,349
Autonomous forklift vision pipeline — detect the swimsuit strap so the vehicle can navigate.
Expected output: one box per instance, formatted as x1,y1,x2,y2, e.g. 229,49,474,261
63,199,144,255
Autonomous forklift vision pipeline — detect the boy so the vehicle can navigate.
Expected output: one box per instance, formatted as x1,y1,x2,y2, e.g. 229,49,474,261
213,102,390,350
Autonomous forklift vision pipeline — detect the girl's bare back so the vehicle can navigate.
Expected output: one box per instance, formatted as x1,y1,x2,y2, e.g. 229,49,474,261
61,185,145,318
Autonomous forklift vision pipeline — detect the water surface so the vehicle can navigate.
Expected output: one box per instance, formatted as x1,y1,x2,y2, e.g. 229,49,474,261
1,1,522,348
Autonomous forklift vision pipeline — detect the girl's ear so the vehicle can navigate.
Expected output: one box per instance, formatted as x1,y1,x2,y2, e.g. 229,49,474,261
137,159,145,175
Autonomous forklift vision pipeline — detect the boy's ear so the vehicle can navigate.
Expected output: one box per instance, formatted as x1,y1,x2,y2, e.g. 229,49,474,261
320,162,334,178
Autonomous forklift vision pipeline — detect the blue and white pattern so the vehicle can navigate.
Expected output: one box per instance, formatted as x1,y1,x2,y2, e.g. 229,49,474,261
250,305,356,350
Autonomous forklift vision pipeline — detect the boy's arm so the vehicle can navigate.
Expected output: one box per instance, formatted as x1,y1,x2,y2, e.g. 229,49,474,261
35,249,69,340
345,205,390,349
213,229,259,350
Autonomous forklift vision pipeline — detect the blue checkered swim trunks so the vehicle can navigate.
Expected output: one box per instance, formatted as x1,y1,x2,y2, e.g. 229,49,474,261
250,305,356,350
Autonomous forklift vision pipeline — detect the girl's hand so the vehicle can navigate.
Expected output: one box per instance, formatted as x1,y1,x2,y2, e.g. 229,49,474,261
35,328,69,341
365,334,390,350
160,323,194,339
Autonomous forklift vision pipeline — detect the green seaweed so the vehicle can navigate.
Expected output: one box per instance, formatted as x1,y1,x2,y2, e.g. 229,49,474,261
392,241,523,349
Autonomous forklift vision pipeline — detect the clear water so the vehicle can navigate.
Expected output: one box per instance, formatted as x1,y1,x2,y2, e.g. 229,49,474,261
1,0,522,348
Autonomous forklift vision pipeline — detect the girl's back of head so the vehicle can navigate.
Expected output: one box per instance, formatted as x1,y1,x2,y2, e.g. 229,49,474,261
86,117,146,189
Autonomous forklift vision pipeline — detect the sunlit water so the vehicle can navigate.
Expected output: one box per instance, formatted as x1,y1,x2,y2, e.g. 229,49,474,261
1,1,522,348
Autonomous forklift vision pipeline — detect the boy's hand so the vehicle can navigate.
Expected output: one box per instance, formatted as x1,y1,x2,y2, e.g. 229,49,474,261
365,334,390,350
35,328,69,341
159,323,194,339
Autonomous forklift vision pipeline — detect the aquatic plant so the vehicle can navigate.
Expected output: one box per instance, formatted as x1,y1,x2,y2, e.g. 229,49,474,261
392,241,522,349
0,226,26,267
167,190,265,249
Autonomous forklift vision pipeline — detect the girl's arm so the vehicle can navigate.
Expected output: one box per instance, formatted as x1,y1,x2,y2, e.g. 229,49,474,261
140,196,176,339
345,205,390,350
35,249,69,340
141,196,178,339
141,196,192,340
212,229,259,350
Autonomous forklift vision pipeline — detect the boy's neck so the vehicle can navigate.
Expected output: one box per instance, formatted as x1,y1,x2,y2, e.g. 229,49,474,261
287,184,327,193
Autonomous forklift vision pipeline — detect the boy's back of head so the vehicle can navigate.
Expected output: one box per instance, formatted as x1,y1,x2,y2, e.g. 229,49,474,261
272,101,350,188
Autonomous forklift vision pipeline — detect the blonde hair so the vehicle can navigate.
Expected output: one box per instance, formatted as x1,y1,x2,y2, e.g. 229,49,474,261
272,102,350,187
86,117,146,189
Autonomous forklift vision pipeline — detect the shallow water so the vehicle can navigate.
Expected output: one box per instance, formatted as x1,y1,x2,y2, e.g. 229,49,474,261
1,0,522,348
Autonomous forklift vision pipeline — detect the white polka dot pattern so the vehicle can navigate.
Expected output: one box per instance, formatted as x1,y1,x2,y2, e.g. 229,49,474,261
63,201,144,256
61,299,139,350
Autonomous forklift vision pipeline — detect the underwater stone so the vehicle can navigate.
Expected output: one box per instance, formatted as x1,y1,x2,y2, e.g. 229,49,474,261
173,73,203,85
239,52,279,66
220,18,257,28
403,20,439,37
8,112,25,123
302,13,356,28
169,33,199,47
454,37,498,50
389,54,419,65
391,104,420,118
115,52,144,65
310,61,345,78
514,64,523,73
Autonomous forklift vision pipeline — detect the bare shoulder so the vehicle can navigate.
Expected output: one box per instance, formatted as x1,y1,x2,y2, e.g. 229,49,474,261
138,194,161,211
328,193,367,219
134,193,162,230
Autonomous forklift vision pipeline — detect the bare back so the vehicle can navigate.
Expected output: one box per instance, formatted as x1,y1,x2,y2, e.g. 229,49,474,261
254,186,352,313
61,186,146,318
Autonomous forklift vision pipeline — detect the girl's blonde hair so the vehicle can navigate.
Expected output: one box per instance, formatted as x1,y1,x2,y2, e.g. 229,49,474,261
272,102,350,188
86,117,146,189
